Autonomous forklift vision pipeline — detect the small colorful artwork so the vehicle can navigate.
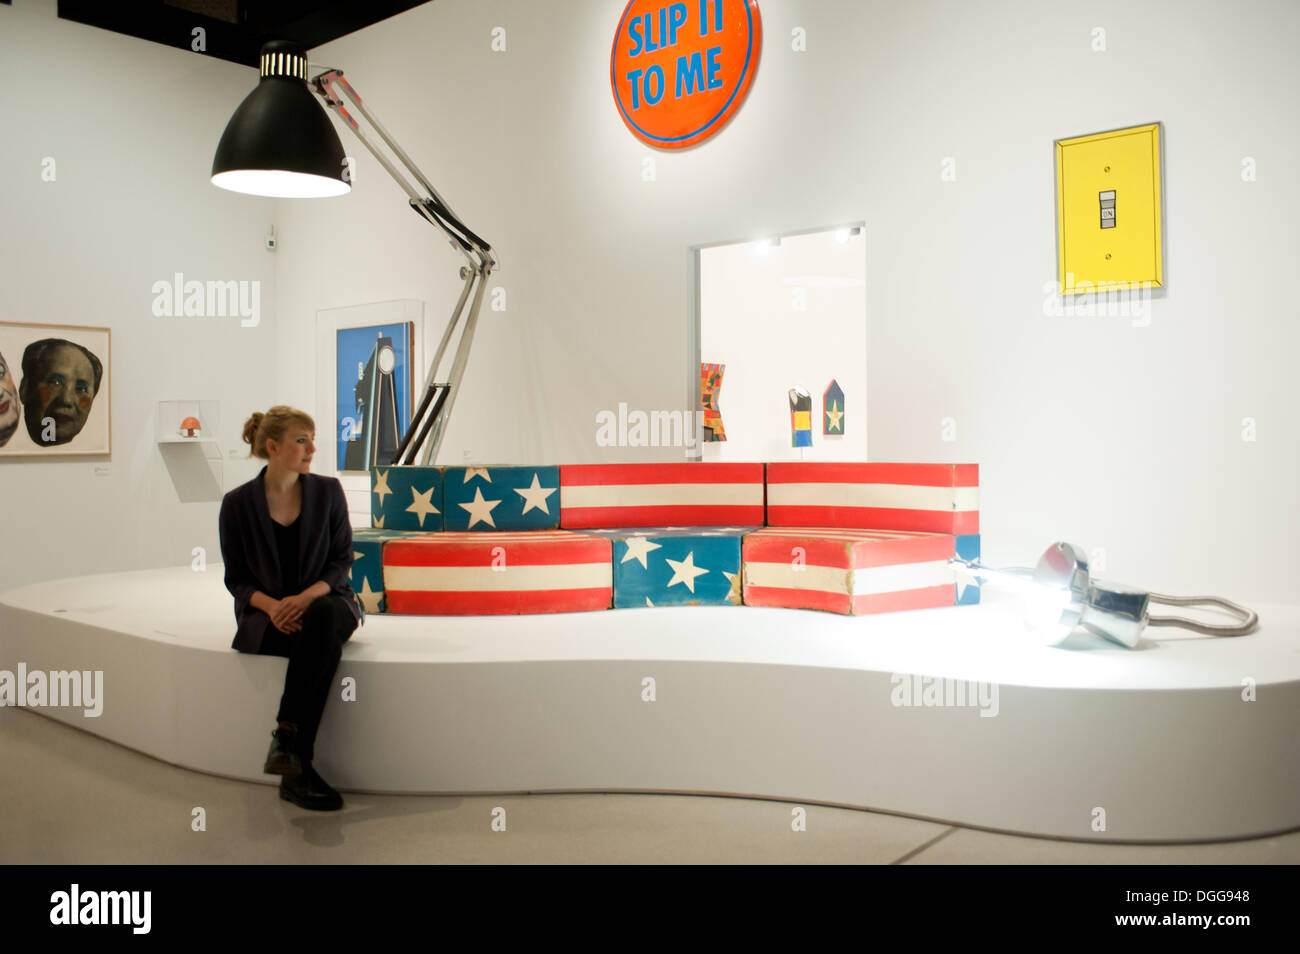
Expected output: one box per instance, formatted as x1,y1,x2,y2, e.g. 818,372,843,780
178,416,202,439
788,387,812,447
336,322,413,473
823,379,844,435
701,362,726,442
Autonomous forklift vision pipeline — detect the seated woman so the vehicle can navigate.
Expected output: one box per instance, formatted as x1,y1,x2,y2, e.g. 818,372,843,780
218,405,363,811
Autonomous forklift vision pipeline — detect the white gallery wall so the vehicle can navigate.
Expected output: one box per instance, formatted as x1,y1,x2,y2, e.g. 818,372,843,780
1,0,1297,609
699,228,867,461
274,0,1298,605
0,0,276,591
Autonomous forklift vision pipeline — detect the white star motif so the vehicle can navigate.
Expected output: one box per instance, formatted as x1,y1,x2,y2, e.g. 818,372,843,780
952,565,978,602
357,576,384,614
723,570,741,603
459,486,501,528
665,551,710,593
645,597,654,607
514,473,557,515
406,485,441,528
825,401,843,432
620,535,662,569
372,468,393,505
373,515,385,529
353,550,364,562
463,467,492,483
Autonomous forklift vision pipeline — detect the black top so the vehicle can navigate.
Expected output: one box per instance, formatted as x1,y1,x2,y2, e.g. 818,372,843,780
272,515,301,596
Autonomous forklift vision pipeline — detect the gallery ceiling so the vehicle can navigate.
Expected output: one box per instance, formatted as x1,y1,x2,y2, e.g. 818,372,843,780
57,0,434,67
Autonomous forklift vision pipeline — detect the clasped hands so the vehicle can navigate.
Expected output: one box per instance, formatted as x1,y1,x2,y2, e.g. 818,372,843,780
269,592,314,634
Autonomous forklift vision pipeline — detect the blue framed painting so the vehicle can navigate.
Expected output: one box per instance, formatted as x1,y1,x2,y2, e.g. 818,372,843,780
336,322,413,472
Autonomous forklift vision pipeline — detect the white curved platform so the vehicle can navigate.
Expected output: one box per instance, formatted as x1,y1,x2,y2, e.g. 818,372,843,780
2,566,1298,842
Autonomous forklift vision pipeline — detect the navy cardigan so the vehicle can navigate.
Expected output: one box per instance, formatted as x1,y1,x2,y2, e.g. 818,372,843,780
218,467,363,653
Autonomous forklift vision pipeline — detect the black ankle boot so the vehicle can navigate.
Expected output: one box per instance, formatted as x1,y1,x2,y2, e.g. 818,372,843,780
279,765,343,812
263,726,303,778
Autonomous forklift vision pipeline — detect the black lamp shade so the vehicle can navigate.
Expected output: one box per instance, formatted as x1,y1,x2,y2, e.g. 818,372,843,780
211,40,350,198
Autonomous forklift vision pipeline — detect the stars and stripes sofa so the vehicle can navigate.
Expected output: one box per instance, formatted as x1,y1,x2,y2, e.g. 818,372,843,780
355,462,979,617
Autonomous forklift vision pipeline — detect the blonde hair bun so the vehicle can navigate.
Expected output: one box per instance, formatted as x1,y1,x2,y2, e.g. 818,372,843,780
243,406,315,459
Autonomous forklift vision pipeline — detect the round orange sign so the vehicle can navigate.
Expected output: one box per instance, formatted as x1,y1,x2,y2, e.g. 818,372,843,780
610,0,762,149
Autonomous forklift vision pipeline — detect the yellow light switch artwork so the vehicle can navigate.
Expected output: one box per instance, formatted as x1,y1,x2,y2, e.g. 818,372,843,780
1055,123,1163,293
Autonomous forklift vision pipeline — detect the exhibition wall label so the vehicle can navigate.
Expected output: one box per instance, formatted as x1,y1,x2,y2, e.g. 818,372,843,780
610,0,761,149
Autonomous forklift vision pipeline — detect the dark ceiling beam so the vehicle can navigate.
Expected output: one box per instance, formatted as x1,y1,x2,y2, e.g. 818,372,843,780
56,0,432,68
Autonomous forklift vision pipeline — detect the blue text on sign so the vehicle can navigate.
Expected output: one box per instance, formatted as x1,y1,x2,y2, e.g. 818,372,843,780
627,0,725,56
626,44,722,108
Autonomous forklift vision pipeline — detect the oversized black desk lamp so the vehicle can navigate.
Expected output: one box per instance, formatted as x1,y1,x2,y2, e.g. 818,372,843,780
211,39,494,466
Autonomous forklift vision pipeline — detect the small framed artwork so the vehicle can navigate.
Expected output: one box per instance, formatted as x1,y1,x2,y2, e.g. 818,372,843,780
1054,122,1163,293
335,322,414,473
788,386,812,448
0,321,111,458
314,300,421,477
701,362,726,441
823,378,844,436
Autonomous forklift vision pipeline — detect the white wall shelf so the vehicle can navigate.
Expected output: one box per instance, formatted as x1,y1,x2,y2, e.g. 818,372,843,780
157,400,222,500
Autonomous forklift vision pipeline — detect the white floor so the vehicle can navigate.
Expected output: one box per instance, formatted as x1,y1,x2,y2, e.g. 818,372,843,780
4,706,1298,865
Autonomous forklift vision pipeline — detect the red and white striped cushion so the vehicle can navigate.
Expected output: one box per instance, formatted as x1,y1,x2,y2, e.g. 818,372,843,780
560,463,765,529
742,526,956,616
765,462,978,534
384,531,613,615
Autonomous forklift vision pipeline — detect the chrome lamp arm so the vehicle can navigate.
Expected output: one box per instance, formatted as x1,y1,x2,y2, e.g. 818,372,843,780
311,67,495,466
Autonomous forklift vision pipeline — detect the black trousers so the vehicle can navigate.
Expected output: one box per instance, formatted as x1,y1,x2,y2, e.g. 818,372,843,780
254,595,358,762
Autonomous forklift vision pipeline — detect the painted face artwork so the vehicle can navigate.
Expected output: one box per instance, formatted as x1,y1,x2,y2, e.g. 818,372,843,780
20,340,101,446
0,351,19,447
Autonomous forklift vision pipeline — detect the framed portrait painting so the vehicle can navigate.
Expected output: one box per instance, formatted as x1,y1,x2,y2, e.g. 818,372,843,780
0,321,111,457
